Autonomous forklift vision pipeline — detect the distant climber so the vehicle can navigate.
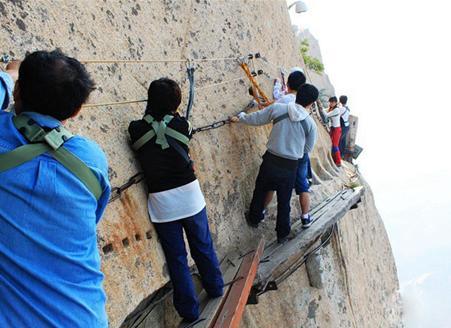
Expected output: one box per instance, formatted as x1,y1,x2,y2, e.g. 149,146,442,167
0,50,111,327
265,69,315,228
273,67,305,103
339,95,350,161
231,84,318,243
128,78,224,323
323,96,342,166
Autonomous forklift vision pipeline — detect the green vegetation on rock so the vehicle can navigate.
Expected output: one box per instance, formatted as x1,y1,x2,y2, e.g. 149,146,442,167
301,39,325,74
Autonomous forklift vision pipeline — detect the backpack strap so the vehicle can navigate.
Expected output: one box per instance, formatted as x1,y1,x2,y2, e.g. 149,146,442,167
340,106,350,126
273,112,310,133
0,143,49,172
272,112,289,124
0,115,102,200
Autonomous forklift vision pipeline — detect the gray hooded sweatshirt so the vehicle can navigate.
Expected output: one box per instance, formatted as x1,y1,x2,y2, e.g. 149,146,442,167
238,102,317,160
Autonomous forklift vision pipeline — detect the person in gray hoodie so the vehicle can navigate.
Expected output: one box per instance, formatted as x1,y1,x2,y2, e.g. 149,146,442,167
231,84,319,243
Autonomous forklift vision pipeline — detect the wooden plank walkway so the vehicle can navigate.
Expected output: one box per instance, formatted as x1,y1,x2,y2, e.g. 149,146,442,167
182,254,242,328
254,187,364,293
211,239,265,328
125,187,364,328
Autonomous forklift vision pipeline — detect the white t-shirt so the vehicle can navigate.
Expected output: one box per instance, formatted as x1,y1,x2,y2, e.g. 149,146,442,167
324,107,342,128
147,179,206,223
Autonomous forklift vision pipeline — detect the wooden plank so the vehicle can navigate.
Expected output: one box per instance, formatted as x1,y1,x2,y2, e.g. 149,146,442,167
212,239,265,328
195,255,241,328
256,187,364,287
178,254,241,328
259,190,343,263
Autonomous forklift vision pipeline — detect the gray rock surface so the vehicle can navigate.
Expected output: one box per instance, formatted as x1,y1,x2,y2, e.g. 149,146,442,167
0,1,403,327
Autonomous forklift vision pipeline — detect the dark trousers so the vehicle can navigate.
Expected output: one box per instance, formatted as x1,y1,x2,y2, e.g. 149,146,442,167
249,152,297,239
339,125,350,158
153,207,224,321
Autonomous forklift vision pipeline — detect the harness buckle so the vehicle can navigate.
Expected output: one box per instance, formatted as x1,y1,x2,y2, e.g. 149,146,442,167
26,126,46,142
43,128,71,150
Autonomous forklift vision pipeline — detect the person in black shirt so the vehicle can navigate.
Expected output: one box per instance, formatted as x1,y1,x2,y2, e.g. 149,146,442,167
128,78,224,322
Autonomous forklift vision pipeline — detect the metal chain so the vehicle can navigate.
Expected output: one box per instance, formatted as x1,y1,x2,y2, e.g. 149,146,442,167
109,172,145,203
109,101,258,202
192,100,257,134
192,119,231,134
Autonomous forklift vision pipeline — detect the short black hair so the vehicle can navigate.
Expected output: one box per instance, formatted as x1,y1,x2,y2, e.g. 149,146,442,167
339,95,348,105
287,71,306,91
329,96,338,103
146,78,181,120
296,84,319,107
18,50,95,121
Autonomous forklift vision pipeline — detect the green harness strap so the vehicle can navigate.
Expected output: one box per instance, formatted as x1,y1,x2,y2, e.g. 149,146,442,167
0,115,102,200
132,114,190,151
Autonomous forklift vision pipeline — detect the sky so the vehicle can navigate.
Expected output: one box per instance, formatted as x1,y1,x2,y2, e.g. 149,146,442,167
288,0,451,326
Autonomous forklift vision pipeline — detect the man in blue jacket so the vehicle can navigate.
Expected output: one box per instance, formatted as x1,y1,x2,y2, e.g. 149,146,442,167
0,50,111,327
231,84,319,243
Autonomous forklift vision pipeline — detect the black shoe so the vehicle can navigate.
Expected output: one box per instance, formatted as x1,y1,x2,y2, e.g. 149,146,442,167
206,288,224,299
245,212,259,228
301,215,313,228
181,317,199,324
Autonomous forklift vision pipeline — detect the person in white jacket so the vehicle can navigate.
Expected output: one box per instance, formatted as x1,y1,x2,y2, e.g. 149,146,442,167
322,96,342,166
273,68,305,104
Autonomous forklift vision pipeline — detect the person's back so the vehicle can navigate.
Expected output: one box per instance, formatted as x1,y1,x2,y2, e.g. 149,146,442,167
232,84,319,243
0,51,110,328
129,114,195,193
128,78,223,323
237,101,316,161
339,95,351,160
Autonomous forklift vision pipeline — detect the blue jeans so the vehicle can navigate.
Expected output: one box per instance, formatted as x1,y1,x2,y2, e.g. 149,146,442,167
339,125,350,157
153,207,224,321
295,154,311,194
249,153,297,239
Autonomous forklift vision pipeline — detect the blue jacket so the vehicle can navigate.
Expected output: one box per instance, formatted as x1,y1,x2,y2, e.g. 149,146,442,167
0,72,111,327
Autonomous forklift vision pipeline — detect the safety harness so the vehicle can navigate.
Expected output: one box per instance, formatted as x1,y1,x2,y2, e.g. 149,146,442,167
272,112,310,133
131,114,192,166
340,106,350,127
0,114,102,200
273,112,312,181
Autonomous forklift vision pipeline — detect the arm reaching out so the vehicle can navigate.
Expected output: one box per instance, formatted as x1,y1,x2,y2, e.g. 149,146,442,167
273,78,284,100
232,103,276,126
323,107,340,118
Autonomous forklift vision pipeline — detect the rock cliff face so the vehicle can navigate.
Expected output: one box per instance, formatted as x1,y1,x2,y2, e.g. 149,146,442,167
0,1,403,327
